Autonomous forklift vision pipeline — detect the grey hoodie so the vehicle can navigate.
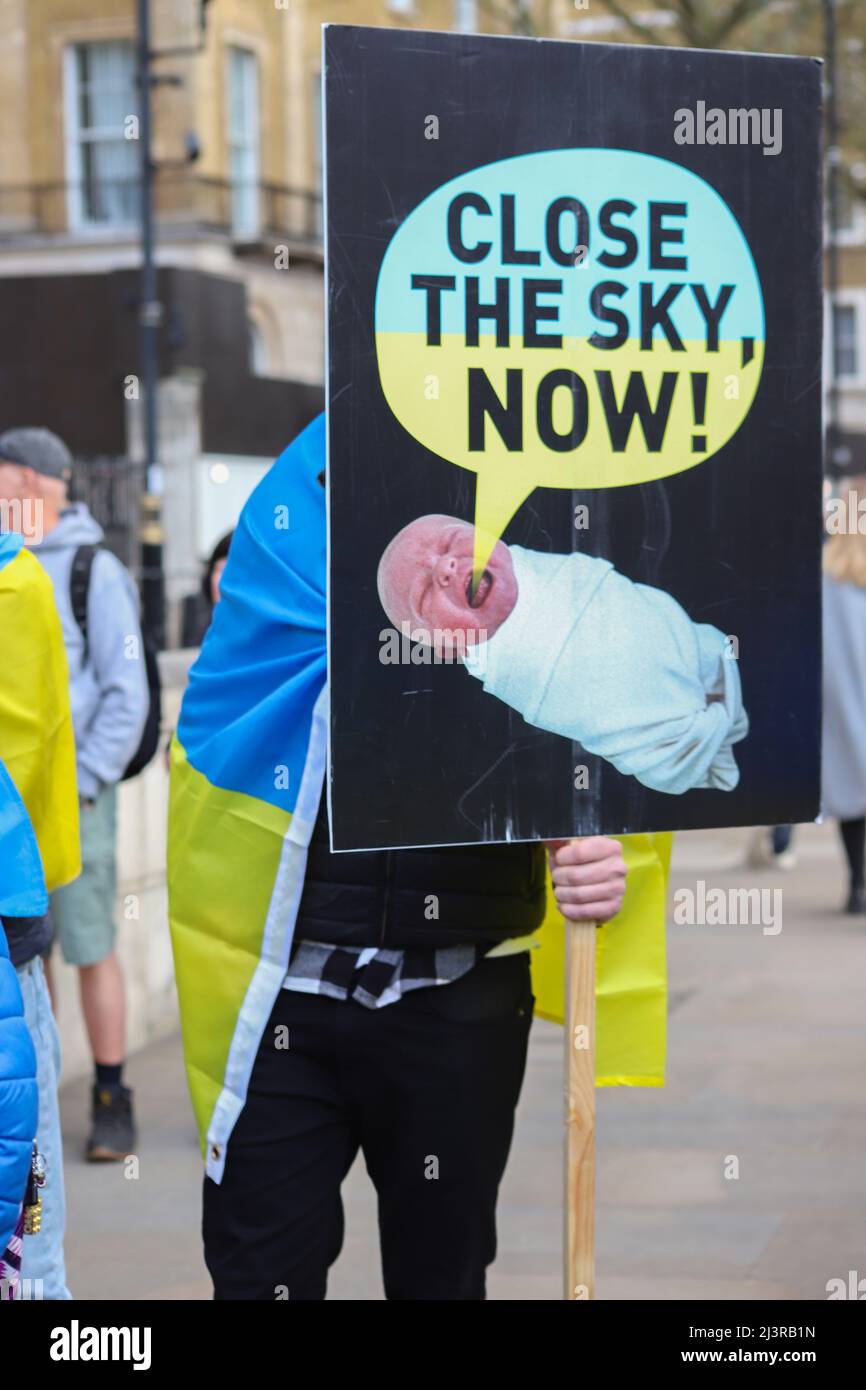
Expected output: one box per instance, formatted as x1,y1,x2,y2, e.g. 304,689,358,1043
31,504,149,800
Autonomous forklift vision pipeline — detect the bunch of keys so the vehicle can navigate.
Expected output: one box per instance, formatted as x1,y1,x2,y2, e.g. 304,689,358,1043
22,1143,46,1236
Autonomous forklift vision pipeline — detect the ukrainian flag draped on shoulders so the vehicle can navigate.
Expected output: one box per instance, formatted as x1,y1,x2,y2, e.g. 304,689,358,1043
169,415,328,1181
168,414,670,1182
0,530,80,902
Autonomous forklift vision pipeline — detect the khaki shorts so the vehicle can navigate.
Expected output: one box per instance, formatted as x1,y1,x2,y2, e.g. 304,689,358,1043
50,784,117,967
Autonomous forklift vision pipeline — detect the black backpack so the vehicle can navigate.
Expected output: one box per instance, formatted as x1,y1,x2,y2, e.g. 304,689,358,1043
69,544,162,781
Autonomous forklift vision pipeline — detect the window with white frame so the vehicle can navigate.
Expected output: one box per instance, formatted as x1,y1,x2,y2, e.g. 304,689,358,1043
837,179,856,234
228,46,261,240
65,41,138,229
835,176,866,244
455,0,478,32
833,303,859,380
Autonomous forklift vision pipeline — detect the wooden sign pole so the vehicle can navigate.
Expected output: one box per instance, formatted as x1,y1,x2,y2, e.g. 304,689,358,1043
564,919,596,1300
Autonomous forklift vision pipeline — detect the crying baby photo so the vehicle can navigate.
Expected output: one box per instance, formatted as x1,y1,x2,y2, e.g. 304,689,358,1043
377,514,749,799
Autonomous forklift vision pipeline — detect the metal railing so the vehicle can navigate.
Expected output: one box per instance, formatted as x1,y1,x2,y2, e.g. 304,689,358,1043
69,455,145,580
0,173,323,247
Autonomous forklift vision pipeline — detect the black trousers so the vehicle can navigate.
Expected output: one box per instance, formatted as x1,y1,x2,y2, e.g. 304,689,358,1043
839,816,866,890
203,952,534,1300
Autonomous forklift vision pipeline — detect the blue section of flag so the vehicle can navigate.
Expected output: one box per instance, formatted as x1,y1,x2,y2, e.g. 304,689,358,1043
0,756,48,918
178,413,327,815
0,532,24,574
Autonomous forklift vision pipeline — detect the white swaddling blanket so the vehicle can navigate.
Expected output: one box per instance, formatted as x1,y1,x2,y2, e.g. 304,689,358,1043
463,546,748,796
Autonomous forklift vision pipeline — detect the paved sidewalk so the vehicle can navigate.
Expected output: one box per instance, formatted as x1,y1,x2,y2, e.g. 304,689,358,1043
60,820,866,1300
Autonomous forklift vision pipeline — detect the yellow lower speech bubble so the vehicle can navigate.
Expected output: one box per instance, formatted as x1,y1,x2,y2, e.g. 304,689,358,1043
376,332,763,580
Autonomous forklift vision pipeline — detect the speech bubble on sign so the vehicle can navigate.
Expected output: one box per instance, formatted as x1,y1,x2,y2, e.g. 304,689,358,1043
374,148,765,582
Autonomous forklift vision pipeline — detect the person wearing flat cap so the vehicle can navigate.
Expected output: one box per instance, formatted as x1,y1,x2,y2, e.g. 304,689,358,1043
0,428,148,1173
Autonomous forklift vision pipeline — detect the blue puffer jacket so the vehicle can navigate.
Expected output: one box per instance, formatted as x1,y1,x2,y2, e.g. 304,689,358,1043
0,926,37,1253
0,755,40,1252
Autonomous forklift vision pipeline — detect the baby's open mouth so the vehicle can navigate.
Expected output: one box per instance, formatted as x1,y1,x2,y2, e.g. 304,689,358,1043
466,569,493,609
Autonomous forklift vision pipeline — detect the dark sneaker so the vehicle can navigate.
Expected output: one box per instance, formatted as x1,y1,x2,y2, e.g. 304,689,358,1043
86,1084,136,1162
845,885,866,915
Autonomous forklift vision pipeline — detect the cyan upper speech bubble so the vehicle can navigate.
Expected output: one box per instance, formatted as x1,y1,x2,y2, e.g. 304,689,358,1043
375,148,764,578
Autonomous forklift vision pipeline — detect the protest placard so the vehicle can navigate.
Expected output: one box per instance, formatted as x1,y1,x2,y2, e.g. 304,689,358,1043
326,25,822,853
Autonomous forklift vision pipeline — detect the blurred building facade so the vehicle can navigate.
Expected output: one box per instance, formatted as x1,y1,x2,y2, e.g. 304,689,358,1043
557,0,866,478
0,0,492,640
1,0,865,639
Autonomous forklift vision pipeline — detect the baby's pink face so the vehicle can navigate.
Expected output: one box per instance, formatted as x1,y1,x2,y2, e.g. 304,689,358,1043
377,514,518,654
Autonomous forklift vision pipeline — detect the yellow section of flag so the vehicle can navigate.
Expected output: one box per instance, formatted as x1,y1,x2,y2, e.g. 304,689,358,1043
0,544,80,892
531,833,671,1086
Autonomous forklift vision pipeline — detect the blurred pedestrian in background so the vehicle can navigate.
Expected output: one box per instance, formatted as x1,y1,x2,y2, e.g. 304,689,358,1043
822,478,866,914
169,530,235,768
180,530,234,648
746,823,797,871
0,428,148,1161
